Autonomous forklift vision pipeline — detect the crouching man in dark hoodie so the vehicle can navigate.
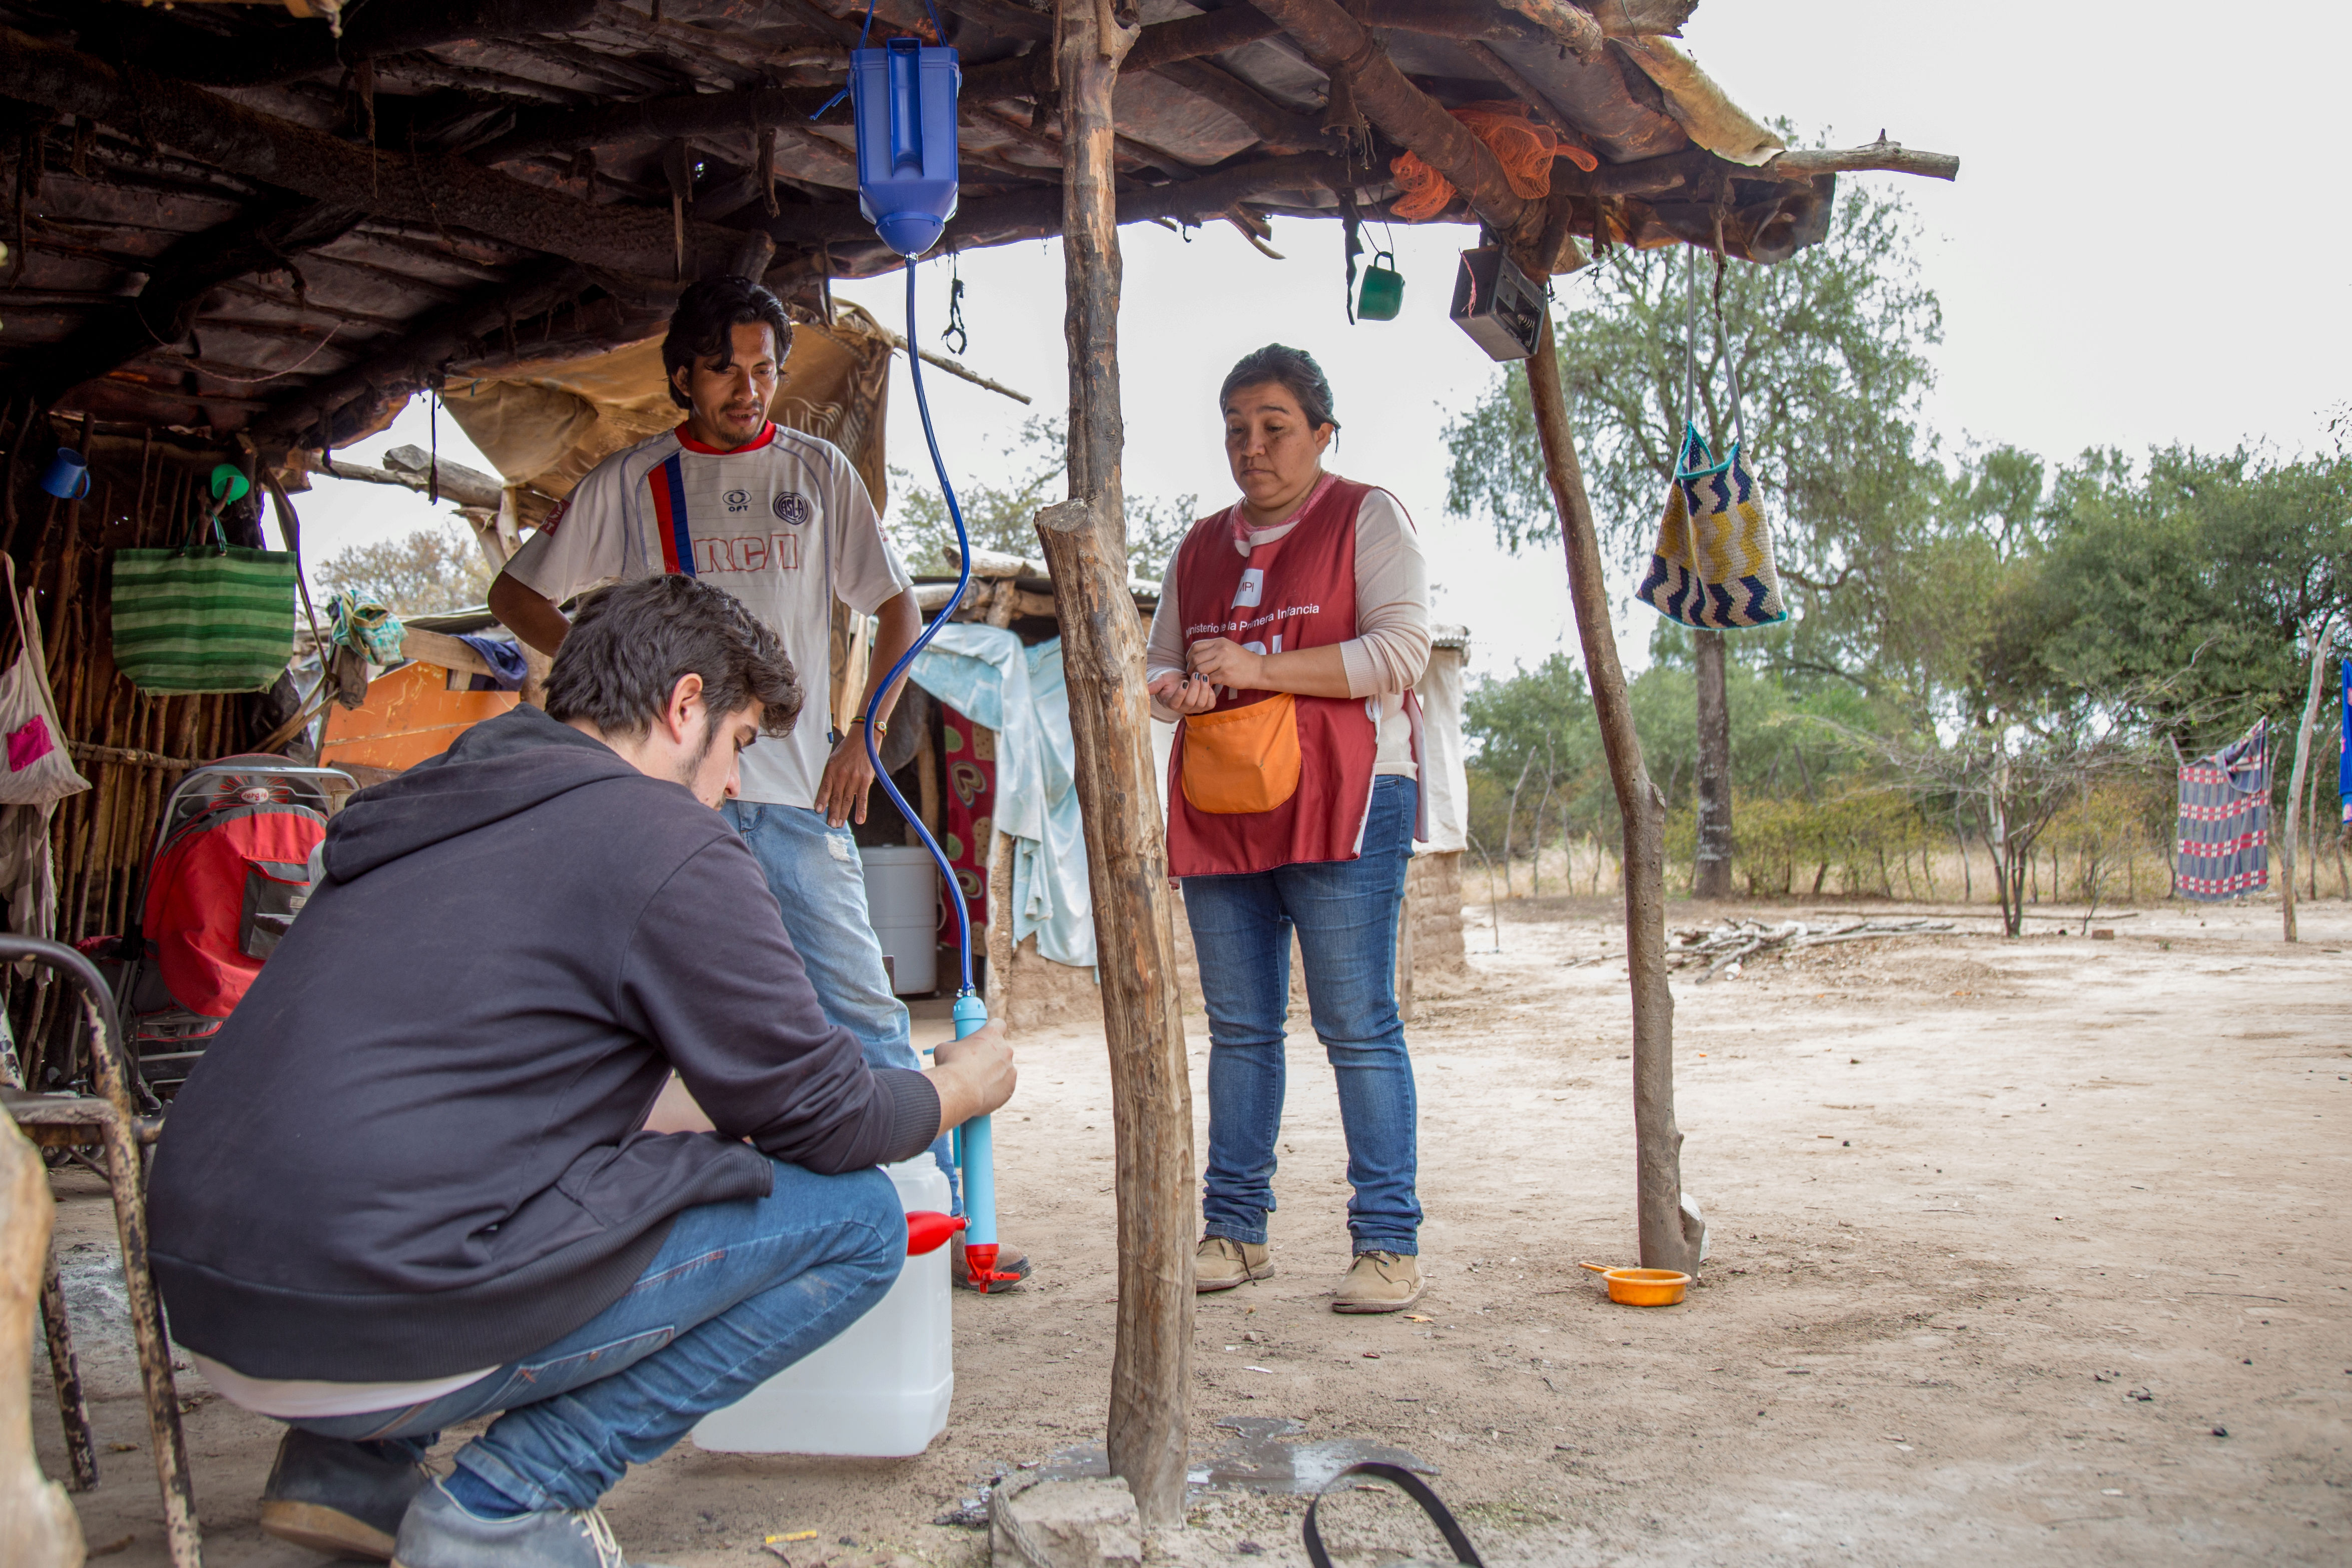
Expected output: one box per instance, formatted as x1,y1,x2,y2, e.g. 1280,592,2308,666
147,574,1016,1568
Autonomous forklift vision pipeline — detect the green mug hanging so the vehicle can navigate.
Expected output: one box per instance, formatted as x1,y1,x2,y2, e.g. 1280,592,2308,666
1635,244,1787,630
1356,250,1404,322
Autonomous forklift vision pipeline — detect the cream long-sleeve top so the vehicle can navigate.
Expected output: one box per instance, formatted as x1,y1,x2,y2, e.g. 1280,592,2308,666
1145,483,1432,778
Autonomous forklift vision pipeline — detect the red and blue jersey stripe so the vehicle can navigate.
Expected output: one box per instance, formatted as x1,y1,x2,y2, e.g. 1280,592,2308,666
647,453,694,576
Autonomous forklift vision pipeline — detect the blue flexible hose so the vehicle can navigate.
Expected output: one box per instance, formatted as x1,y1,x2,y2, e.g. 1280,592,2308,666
861,257,974,991
860,257,1004,1279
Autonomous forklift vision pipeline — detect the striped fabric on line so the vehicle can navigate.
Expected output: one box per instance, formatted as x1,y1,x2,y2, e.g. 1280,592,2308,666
110,548,296,695
2175,720,2270,902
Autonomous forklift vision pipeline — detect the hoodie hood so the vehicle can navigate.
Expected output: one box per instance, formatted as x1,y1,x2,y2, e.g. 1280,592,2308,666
324,705,654,882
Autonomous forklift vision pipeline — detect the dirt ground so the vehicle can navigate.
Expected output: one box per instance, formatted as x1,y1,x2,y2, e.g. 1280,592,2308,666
31,894,2351,1566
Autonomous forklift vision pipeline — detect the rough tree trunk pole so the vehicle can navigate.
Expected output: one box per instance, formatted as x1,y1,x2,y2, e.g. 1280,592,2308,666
1692,628,1733,899
2281,612,2338,944
1,1113,84,1568
1031,0,1195,1529
1523,312,1703,1275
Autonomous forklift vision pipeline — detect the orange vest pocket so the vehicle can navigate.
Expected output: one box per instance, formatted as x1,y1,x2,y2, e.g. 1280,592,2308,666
1181,694,1302,815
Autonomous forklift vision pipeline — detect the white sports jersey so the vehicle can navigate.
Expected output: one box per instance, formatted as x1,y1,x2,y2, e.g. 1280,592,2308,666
503,422,910,809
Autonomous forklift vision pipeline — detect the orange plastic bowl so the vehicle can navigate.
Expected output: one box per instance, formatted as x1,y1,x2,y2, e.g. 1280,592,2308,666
1599,1267,1689,1306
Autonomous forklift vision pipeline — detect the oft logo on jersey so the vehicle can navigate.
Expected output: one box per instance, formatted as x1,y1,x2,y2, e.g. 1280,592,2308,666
772,491,813,527
1232,567,1265,608
724,488,751,513
541,497,569,537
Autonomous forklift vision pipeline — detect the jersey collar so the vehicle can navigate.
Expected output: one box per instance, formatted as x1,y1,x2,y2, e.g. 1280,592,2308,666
675,421,777,455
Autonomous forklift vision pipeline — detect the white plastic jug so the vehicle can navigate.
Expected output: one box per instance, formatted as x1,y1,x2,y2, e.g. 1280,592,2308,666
690,1155,954,1456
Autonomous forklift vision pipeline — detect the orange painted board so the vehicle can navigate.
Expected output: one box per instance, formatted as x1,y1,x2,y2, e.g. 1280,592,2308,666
320,661,518,773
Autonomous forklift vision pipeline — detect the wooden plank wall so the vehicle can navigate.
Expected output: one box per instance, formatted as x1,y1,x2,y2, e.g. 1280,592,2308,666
0,410,271,1091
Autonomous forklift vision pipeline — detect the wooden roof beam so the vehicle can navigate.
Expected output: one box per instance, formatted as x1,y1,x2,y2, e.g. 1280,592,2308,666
1244,0,1535,233
26,199,368,409
0,26,747,286
1151,59,1327,155
765,151,1353,261
100,0,600,88
249,260,588,447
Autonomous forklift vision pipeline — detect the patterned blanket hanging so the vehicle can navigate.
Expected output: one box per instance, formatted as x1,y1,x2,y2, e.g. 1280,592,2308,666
1635,238,1787,630
2176,720,2270,901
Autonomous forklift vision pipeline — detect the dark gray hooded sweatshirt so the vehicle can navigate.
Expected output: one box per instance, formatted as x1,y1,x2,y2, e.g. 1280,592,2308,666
148,705,937,1381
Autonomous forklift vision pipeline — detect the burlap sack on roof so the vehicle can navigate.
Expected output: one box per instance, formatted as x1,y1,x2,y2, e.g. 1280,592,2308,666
437,302,894,526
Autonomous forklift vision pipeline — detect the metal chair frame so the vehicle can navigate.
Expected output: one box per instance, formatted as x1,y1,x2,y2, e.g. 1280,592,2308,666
112,756,352,1097
1,935,201,1568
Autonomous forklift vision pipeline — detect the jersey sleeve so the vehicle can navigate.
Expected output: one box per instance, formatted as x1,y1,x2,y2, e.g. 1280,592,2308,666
825,450,913,615
501,453,638,604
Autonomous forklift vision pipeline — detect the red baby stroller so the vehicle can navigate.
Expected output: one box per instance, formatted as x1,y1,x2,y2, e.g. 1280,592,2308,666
87,755,353,1101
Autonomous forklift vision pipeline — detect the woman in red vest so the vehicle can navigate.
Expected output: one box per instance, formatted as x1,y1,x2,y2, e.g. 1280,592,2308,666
1146,345,1432,1314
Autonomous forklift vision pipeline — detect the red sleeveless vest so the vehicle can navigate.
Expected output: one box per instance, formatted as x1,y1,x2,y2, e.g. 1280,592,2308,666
1166,475,1383,878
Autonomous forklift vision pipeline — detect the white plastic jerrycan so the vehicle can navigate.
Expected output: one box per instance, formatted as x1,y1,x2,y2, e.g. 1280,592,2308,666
691,1154,956,1456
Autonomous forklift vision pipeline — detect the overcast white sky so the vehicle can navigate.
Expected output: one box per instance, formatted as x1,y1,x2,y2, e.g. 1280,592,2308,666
294,1,2352,680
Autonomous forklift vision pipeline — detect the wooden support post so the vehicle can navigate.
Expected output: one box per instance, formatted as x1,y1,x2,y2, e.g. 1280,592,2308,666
2281,612,2338,944
1,1113,85,1568
1522,310,1703,1276
1032,0,1195,1531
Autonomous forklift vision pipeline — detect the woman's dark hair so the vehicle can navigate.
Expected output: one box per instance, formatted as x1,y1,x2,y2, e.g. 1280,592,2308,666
1219,344,1339,431
662,276,795,410
545,576,802,741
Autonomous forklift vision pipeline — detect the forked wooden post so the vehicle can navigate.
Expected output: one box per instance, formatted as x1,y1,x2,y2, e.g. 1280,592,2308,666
1522,311,1703,1275
2281,611,2339,944
1032,0,1196,1529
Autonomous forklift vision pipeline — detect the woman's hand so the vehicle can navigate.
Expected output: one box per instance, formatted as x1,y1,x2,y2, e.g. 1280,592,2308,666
1186,637,1266,692
1148,670,1219,715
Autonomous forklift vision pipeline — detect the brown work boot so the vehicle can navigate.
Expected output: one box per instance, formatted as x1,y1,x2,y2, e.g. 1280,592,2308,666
1194,1236,1273,1292
1332,1250,1423,1313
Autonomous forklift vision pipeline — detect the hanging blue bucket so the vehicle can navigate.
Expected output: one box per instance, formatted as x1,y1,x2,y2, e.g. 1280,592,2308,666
851,36,961,259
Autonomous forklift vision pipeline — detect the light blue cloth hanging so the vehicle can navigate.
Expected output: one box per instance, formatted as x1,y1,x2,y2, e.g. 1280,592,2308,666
908,624,1096,970
2339,657,2349,827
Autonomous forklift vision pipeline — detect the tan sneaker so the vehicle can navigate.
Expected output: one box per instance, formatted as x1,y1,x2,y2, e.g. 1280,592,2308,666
1332,1250,1423,1313
1194,1236,1274,1292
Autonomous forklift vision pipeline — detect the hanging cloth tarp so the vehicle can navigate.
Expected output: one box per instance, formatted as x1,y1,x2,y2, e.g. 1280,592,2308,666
907,624,1095,969
2339,658,2349,827
2176,719,2271,901
1635,240,1788,630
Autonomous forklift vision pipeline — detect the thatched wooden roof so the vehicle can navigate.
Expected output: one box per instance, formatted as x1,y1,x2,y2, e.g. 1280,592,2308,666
0,0,1953,454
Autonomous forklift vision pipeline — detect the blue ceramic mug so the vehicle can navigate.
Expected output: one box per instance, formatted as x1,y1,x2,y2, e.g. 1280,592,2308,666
39,450,91,500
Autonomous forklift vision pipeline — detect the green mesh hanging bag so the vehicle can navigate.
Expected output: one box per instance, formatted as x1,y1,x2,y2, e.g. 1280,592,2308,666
110,465,297,694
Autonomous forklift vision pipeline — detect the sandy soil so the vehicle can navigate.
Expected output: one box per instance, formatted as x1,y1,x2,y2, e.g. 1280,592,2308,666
31,895,2351,1566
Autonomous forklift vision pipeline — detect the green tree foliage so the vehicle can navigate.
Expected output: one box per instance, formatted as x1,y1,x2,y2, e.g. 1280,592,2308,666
314,522,496,619
889,413,1197,581
1992,444,2352,742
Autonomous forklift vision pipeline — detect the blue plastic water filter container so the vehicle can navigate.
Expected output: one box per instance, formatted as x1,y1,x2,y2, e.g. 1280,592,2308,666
851,38,961,258
952,991,995,1251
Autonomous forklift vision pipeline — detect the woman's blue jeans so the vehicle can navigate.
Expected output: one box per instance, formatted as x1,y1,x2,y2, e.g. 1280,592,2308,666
1182,776,1421,1256
288,1160,902,1512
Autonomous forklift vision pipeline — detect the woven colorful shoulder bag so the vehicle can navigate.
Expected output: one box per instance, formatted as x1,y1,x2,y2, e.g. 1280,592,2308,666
1635,245,1788,630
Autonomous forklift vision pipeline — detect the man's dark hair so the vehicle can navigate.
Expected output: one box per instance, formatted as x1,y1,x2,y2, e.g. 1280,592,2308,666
545,576,802,742
662,276,794,410
1219,344,1339,431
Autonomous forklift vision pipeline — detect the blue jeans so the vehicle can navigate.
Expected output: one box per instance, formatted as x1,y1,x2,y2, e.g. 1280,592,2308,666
723,801,960,1211
292,1161,901,1511
1182,776,1421,1256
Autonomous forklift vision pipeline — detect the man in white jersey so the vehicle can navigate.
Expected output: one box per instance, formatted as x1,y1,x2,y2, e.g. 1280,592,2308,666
489,276,1026,1289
